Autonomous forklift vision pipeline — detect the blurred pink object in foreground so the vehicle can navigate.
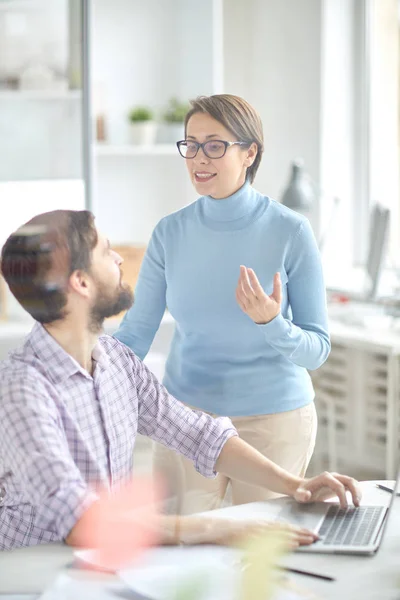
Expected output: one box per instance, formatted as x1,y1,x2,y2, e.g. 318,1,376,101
77,477,163,571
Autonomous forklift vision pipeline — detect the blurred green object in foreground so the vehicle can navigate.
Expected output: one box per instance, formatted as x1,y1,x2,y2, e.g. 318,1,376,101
240,528,288,600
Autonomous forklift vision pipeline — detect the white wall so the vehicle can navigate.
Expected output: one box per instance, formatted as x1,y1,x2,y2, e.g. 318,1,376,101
222,0,253,99
1,1,381,269
91,0,215,244
0,96,82,181
94,156,193,244
224,0,323,236
224,0,365,277
0,179,85,320
91,0,215,145
92,0,372,260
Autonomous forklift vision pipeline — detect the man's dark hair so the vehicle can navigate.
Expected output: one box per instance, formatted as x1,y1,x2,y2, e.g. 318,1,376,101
1,210,97,324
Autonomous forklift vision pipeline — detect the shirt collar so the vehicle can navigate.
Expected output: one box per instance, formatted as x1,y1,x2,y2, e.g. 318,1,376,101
92,339,111,371
27,323,110,384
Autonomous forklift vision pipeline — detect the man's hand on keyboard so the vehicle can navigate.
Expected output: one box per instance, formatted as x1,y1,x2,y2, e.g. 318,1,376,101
293,472,362,508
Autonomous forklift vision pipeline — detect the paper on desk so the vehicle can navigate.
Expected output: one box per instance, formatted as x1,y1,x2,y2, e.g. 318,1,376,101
37,573,128,600
36,572,311,600
275,582,321,600
0,596,39,600
118,545,238,600
118,544,314,600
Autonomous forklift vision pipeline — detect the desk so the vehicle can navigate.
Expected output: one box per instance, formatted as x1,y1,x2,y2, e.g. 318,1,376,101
0,482,399,600
212,480,400,600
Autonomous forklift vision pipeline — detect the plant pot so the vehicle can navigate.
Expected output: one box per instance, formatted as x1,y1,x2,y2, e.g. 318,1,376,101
130,121,157,145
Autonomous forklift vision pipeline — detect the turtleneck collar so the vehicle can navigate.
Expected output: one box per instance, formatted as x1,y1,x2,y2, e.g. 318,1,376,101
201,180,259,222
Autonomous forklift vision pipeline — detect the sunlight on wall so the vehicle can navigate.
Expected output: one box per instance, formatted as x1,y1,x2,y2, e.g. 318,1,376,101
0,178,85,248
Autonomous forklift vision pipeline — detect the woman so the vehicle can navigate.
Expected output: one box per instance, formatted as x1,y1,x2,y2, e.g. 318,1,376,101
115,94,330,513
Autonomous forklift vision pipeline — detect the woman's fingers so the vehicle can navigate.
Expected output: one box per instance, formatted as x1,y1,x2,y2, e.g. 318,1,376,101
271,272,282,304
239,265,254,298
236,267,267,316
235,285,248,311
277,522,318,546
246,268,265,299
296,529,318,546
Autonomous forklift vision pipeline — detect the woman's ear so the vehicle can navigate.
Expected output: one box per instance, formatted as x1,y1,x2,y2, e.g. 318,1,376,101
244,142,258,167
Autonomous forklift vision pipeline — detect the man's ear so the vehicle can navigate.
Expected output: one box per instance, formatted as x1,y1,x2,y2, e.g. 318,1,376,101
244,142,258,168
69,270,91,298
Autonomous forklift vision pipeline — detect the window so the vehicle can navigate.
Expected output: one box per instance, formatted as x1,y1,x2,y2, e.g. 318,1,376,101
356,0,399,268
320,0,399,294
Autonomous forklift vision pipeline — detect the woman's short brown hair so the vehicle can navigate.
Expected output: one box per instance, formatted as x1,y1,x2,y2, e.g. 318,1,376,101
184,94,264,183
1,210,97,324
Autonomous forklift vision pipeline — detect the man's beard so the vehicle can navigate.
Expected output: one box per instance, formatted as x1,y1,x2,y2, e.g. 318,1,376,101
89,279,134,333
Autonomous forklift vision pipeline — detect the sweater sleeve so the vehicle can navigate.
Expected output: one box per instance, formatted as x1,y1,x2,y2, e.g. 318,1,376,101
114,222,167,360
258,219,330,370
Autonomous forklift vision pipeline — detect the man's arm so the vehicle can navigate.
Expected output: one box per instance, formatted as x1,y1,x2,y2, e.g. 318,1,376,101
66,437,361,549
0,376,98,541
124,346,361,507
128,352,238,478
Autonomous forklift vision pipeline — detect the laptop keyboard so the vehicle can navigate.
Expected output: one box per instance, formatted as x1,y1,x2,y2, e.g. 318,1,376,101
318,505,386,546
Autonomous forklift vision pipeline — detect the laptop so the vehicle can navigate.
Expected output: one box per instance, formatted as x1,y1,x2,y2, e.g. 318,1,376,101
276,469,400,555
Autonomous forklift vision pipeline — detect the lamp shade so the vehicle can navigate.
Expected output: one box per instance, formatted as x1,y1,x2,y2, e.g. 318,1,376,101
280,159,315,212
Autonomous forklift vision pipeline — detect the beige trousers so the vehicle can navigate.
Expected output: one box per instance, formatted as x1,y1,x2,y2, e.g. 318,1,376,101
153,403,317,515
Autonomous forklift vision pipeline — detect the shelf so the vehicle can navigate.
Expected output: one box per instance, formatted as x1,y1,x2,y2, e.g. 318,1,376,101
0,89,82,100
94,144,178,157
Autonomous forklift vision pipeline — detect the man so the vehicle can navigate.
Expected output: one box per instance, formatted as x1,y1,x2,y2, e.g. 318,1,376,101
0,210,360,551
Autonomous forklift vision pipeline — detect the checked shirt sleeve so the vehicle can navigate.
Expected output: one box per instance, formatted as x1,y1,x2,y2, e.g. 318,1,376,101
132,356,238,478
0,376,97,542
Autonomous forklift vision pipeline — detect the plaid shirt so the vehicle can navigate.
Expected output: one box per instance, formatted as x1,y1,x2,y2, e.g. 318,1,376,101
0,323,237,550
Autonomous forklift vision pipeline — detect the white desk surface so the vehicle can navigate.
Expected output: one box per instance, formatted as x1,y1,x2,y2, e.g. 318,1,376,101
328,318,400,353
0,481,399,599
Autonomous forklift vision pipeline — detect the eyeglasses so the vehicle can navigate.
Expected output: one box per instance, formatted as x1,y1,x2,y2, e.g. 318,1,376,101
176,139,248,159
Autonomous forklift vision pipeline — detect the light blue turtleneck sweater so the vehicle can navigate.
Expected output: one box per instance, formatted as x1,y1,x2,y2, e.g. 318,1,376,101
114,181,330,416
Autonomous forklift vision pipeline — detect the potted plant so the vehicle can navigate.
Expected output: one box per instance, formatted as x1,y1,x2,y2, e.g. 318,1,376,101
160,98,190,143
128,105,156,145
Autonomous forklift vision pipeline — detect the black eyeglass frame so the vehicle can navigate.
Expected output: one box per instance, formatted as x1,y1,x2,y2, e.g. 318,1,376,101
176,139,249,159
